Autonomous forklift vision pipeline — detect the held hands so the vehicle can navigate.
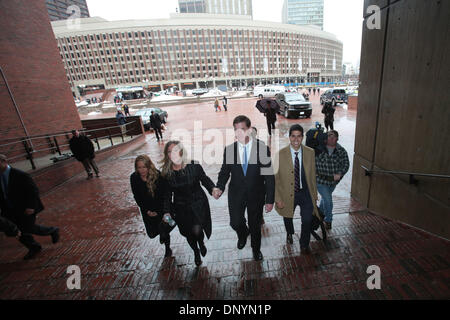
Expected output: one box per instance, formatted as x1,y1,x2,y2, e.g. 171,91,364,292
146,210,158,217
265,203,274,213
212,188,223,200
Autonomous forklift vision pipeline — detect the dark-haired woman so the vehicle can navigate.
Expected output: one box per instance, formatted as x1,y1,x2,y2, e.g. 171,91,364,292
130,155,175,258
160,141,218,266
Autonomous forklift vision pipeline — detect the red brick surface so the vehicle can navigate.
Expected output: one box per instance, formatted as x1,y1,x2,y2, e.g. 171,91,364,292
0,95,448,300
0,0,81,151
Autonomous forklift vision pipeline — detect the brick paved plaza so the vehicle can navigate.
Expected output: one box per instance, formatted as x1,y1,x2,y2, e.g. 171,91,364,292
0,94,448,300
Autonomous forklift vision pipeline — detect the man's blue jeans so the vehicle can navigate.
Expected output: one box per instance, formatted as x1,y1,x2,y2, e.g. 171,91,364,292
317,184,336,223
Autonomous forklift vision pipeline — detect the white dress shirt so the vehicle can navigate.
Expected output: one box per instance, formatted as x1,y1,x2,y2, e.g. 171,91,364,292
290,145,302,189
238,138,253,167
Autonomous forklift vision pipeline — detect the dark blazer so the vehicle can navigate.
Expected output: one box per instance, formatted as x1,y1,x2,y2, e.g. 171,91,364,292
265,107,277,123
0,168,44,219
150,113,162,129
0,216,19,237
130,171,166,216
217,139,275,213
69,135,95,161
163,161,215,239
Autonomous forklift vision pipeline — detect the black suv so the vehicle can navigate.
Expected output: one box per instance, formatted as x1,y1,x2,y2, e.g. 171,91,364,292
320,88,348,106
275,93,312,118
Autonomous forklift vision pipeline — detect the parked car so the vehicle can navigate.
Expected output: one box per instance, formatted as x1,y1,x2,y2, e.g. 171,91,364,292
135,107,168,131
192,88,209,95
320,88,348,106
275,93,312,119
253,85,286,98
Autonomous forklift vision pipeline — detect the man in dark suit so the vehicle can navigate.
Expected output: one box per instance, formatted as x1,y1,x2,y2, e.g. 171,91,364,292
69,130,99,179
0,154,59,260
149,111,163,142
215,116,275,261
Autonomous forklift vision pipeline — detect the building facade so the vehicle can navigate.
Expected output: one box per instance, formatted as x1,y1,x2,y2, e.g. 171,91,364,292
45,0,90,21
179,0,252,17
51,14,342,96
282,0,324,30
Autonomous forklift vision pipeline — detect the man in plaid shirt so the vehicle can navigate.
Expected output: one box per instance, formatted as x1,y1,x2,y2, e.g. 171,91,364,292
315,130,349,229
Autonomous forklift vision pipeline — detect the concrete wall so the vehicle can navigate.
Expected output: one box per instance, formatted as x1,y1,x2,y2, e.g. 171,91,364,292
351,0,450,239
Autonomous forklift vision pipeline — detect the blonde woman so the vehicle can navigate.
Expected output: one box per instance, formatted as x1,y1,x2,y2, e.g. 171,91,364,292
160,141,219,266
130,155,174,258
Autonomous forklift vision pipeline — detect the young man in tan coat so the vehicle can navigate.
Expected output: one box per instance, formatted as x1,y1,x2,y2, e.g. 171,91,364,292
274,124,320,254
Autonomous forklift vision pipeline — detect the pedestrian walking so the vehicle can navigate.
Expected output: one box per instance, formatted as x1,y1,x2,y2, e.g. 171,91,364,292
214,98,221,112
69,130,99,179
214,116,275,261
123,104,130,116
264,102,277,136
222,96,228,111
150,111,163,142
161,141,217,266
315,130,350,229
130,155,174,258
0,154,60,260
274,125,320,253
321,102,335,131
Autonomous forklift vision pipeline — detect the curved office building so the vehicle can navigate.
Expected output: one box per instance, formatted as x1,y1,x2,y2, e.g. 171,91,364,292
51,13,343,95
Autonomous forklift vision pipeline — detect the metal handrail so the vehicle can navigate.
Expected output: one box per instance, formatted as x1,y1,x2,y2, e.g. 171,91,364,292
361,165,450,185
0,121,136,147
0,121,138,170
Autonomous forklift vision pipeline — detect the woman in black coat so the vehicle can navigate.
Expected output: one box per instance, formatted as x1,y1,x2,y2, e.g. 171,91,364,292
130,155,175,258
160,141,218,266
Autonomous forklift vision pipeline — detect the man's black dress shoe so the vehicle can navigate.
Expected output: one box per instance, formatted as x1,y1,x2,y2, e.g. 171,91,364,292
199,242,207,257
51,228,60,244
253,250,263,261
237,231,249,250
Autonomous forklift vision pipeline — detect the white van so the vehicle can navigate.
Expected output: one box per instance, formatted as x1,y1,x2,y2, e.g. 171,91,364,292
253,85,286,98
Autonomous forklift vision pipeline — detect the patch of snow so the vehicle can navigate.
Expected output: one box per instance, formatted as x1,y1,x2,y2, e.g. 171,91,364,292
151,95,183,101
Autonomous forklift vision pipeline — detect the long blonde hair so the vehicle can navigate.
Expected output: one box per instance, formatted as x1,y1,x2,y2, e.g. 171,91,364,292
159,140,188,177
134,155,159,196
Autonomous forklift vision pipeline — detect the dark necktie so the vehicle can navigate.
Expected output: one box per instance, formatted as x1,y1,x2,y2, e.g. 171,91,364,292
294,152,300,192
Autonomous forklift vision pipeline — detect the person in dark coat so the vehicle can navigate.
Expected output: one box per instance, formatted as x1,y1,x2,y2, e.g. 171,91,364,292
0,154,59,260
116,110,126,125
264,100,277,136
215,115,275,261
123,104,130,116
149,111,163,142
160,141,217,267
69,130,99,179
130,155,174,258
321,102,335,131
222,96,228,111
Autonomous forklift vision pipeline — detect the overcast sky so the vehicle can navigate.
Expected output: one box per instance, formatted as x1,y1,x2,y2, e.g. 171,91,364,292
86,0,363,66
